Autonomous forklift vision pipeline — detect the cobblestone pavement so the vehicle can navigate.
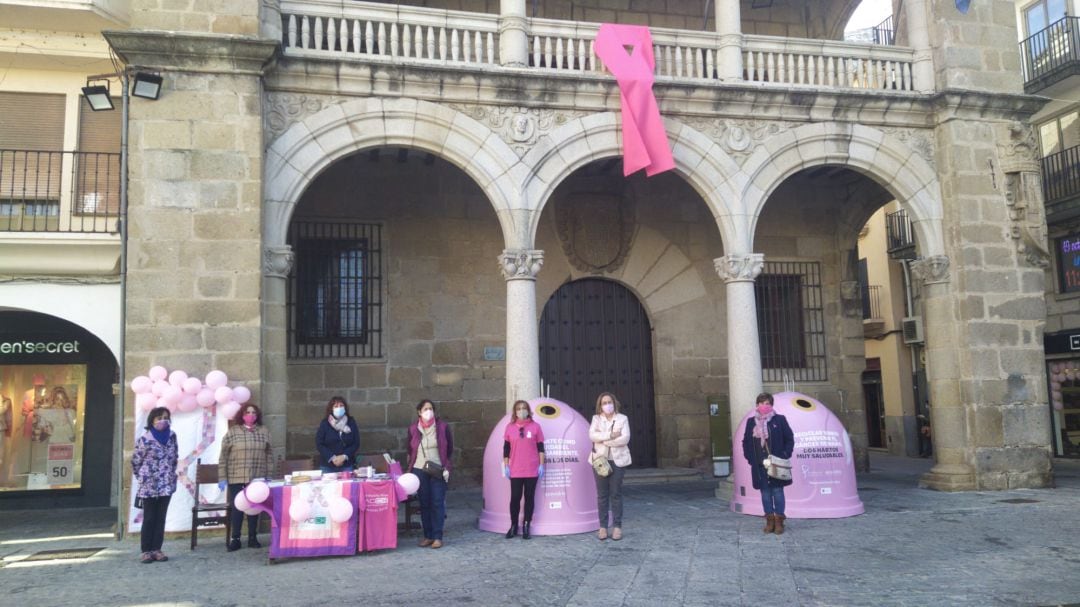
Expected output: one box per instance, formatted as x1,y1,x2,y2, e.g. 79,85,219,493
2,454,1079,607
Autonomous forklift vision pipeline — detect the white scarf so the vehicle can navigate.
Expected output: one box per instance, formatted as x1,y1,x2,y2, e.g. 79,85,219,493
328,414,351,433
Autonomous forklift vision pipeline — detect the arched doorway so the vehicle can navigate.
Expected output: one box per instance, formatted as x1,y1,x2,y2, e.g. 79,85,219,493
539,278,656,467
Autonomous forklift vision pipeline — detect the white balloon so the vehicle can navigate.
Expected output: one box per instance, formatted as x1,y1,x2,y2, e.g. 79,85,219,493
396,472,420,495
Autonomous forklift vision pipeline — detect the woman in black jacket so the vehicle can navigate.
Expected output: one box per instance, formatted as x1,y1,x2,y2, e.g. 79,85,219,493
316,396,359,473
742,392,795,535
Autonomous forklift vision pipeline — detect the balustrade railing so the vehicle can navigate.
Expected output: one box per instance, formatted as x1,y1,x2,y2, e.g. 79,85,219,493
1043,145,1080,206
1020,17,1079,89
0,150,120,234
279,1,917,92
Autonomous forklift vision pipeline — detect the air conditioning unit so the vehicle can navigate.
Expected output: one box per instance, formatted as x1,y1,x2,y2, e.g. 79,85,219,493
901,316,924,345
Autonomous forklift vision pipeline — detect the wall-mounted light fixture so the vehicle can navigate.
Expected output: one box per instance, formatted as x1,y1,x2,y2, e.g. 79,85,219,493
131,72,163,100
81,79,115,111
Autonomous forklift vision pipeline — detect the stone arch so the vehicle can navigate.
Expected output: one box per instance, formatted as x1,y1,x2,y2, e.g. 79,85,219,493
263,97,523,249
521,113,746,251
740,123,945,257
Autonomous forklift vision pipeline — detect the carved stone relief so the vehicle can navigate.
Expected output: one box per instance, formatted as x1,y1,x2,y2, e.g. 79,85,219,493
264,93,344,143
880,126,935,165
555,192,635,274
680,118,792,164
499,249,545,280
448,104,585,156
910,255,950,285
1004,171,1051,268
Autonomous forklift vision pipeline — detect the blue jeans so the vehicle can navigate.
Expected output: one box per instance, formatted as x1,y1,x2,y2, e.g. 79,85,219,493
760,483,786,515
412,467,447,540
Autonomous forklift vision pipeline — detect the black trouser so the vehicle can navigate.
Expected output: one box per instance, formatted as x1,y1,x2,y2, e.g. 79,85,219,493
595,461,626,528
140,495,171,553
227,483,261,540
508,477,538,524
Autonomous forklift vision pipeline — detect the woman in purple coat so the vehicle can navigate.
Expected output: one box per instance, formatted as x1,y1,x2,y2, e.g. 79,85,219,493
407,399,453,549
741,392,795,535
132,406,179,563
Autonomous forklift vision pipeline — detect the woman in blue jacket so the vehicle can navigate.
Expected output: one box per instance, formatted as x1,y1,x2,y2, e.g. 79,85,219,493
742,392,795,535
316,396,359,473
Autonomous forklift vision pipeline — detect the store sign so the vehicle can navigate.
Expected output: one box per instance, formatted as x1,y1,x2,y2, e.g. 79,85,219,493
47,444,75,485
1057,236,1080,294
0,339,81,356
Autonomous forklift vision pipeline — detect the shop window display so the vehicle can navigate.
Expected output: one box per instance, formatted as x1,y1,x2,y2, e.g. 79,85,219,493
1048,360,1080,458
0,364,86,491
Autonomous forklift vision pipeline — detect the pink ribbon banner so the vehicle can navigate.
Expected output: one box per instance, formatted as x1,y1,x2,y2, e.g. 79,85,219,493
594,24,675,177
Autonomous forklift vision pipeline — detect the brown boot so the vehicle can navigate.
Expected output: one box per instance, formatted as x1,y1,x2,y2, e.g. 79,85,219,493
763,514,775,533
773,514,785,535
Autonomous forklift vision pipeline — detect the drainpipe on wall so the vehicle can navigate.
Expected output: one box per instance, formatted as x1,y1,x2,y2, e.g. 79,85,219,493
114,69,129,541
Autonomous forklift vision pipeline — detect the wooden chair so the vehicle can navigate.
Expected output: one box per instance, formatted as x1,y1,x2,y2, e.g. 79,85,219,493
356,454,419,533
279,456,316,477
190,458,230,550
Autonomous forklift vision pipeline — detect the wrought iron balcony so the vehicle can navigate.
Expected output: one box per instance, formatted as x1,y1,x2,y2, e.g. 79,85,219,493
1020,16,1080,94
279,0,918,93
885,209,916,260
1044,144,1080,223
0,150,121,234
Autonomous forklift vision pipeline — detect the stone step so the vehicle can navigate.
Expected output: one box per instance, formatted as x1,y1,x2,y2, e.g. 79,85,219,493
621,467,706,485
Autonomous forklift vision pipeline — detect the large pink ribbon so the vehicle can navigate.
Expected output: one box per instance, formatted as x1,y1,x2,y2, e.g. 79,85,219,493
594,24,675,177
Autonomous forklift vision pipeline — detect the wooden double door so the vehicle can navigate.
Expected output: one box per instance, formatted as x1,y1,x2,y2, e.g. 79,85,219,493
538,278,656,467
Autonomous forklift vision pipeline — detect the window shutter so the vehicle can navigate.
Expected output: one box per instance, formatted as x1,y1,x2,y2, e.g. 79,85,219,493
0,92,65,201
76,97,122,213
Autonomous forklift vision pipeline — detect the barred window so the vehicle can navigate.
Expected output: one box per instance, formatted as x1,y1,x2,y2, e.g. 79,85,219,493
287,221,382,358
755,261,827,382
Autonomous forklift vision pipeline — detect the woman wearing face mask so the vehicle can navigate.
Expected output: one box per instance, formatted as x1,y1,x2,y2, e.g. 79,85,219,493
742,392,795,535
218,403,273,552
502,400,545,540
316,396,359,473
407,399,454,548
589,392,631,541
131,406,178,564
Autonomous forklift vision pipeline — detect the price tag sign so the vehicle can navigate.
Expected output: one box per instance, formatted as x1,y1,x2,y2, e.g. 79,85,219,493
47,443,75,485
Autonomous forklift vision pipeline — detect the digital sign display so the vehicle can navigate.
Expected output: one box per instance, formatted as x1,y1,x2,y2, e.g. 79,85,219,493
1058,236,1080,294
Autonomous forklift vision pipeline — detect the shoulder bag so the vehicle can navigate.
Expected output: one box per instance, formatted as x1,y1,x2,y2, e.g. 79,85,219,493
420,432,445,478
591,418,614,477
763,436,792,481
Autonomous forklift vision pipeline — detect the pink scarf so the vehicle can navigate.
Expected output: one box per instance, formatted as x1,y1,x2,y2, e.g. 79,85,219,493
752,411,774,447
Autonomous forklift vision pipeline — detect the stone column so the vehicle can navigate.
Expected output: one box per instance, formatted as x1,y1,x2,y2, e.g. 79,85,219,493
715,253,764,426
500,249,543,412
903,0,934,93
714,0,743,81
499,0,529,67
913,256,976,491
262,245,293,463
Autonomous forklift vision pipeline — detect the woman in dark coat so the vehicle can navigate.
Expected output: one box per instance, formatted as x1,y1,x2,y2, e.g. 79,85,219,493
316,396,359,473
742,392,795,535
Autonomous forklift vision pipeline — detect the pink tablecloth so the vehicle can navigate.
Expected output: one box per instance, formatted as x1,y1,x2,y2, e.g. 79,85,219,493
268,479,399,559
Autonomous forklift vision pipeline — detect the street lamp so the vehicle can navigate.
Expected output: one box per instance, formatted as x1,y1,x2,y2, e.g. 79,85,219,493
81,80,115,111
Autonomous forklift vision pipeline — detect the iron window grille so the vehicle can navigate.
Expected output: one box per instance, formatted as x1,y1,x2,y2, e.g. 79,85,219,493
287,221,383,359
755,261,827,382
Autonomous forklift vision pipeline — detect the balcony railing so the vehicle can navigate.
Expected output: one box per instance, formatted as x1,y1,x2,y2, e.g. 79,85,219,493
885,208,916,259
862,284,882,320
872,15,895,46
1020,16,1080,92
1043,144,1080,206
279,0,918,92
0,150,121,234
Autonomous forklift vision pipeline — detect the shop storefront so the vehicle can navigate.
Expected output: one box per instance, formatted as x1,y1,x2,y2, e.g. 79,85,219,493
1044,329,1080,459
0,311,116,507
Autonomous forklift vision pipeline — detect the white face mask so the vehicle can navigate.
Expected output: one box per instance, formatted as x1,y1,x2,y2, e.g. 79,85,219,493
516,409,529,420
602,403,615,414
420,410,434,422
332,406,345,419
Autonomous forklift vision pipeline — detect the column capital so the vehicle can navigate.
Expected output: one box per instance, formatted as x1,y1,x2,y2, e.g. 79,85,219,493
910,255,950,285
714,253,764,283
264,245,294,278
500,249,544,280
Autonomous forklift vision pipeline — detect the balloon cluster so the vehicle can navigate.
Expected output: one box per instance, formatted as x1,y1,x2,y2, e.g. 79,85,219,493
130,366,252,419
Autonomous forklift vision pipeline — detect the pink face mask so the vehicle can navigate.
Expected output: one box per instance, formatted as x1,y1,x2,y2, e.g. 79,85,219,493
755,404,773,416
242,413,257,426
601,404,615,414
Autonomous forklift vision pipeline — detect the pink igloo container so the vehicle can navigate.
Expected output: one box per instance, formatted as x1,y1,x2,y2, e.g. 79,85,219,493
477,397,599,535
731,391,864,518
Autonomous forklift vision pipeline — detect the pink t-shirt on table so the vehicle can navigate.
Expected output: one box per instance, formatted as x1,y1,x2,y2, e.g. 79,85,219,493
504,420,545,478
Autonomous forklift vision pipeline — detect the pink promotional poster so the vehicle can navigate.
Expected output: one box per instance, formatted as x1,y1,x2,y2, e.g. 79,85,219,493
731,391,864,518
478,398,599,536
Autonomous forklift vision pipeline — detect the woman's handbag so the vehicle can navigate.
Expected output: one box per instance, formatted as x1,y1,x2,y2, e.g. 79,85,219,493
591,453,612,477
763,441,792,481
420,438,444,478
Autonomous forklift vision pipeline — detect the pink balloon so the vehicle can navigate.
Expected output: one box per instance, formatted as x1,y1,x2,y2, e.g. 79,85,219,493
163,385,183,405
156,396,176,413
168,370,189,387
289,500,311,523
232,386,252,404
135,392,156,411
130,376,152,394
244,480,270,503
397,472,420,495
220,401,241,420
178,393,199,413
1054,400,1064,411
196,388,217,408
328,496,354,523
181,377,203,395
151,380,169,397
214,386,234,405
205,370,228,389
148,366,168,382
234,492,252,512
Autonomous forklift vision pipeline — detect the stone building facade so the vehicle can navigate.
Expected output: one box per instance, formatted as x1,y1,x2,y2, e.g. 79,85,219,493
94,0,1054,494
